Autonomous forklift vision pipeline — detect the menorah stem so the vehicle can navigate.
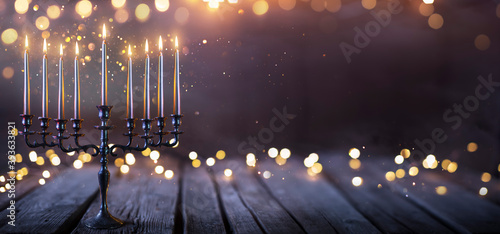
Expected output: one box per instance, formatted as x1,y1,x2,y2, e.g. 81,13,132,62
84,106,123,229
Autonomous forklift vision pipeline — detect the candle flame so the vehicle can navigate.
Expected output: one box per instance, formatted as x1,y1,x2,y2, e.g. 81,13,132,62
25,35,28,48
159,36,162,51
43,38,47,53
145,39,149,53
75,41,79,55
128,45,132,56
103,24,106,39
60,44,63,56
175,36,178,48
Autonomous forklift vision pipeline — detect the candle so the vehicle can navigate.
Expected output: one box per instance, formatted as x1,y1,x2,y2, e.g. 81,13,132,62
127,45,133,118
158,36,164,117
101,24,107,106
58,44,65,119
42,38,48,118
74,42,80,119
23,36,30,115
144,39,150,119
173,36,181,115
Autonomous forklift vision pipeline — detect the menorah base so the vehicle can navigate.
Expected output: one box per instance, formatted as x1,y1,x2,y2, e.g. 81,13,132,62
83,210,123,229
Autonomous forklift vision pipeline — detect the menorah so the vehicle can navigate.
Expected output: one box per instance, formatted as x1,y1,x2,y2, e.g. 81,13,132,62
18,25,183,229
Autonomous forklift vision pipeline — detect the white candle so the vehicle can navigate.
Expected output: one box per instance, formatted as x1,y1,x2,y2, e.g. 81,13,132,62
158,36,164,117
74,42,80,119
101,24,107,106
174,36,180,115
58,44,64,119
127,45,133,118
42,38,48,118
144,39,150,119
24,36,30,115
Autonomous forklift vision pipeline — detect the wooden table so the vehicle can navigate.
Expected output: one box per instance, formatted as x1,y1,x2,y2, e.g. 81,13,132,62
0,155,499,233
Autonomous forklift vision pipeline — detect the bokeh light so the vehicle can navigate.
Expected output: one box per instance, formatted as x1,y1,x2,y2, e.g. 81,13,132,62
155,165,164,174
349,159,361,170
206,157,215,166
112,0,126,8
42,170,50,178
395,169,405,178
349,148,360,159
326,0,341,13
120,164,130,174
268,147,278,158
280,148,291,159
216,150,226,160
174,7,189,24
2,28,18,45
253,1,269,16
418,2,434,16
474,35,490,51
479,187,488,196
435,186,447,195
39,178,46,185
394,155,404,164
428,13,444,29
352,177,363,186
135,3,150,22
224,169,232,177
2,67,14,79
279,0,296,11
188,151,197,160
311,0,325,12
150,150,160,160
125,153,136,165
400,149,411,158
385,171,395,181
165,170,174,179
263,170,271,179
29,151,37,162
481,172,491,183
35,16,50,30
76,0,93,18
409,166,419,176
192,159,201,168
361,0,376,10
115,8,129,23
155,0,170,12
47,5,61,19
14,0,29,14
73,159,83,169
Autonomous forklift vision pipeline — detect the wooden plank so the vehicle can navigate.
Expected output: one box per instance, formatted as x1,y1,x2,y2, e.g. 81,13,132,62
324,156,453,234
230,161,306,234
258,159,380,234
0,167,99,233
212,168,264,234
182,164,226,233
0,167,65,211
429,170,500,205
371,157,500,233
73,159,181,234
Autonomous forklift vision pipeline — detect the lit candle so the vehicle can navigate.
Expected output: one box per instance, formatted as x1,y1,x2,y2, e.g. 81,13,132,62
173,36,181,115
144,39,150,119
158,36,164,117
42,38,48,118
74,42,80,119
24,36,30,115
58,44,65,119
102,24,107,106
127,45,133,118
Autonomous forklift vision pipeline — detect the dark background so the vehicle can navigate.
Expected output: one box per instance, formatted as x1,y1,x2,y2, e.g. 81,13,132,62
1,0,500,174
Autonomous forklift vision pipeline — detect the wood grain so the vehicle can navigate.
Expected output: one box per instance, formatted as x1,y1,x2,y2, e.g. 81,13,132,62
0,167,98,233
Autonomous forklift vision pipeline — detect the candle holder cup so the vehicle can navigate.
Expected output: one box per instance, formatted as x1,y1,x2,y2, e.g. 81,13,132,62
19,106,183,229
